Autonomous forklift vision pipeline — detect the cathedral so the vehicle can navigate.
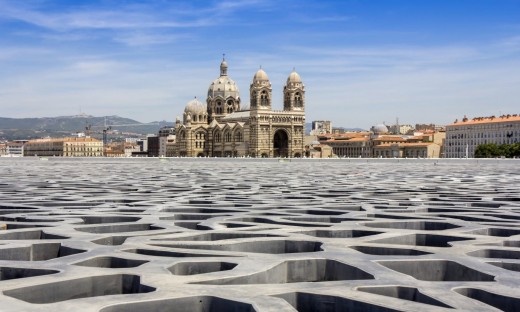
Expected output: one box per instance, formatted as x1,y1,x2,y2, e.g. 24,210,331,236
173,58,306,157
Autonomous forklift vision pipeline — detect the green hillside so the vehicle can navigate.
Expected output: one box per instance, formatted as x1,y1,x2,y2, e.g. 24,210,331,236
0,115,173,141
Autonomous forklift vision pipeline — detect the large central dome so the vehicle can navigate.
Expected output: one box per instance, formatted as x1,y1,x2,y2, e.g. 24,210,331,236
207,58,240,100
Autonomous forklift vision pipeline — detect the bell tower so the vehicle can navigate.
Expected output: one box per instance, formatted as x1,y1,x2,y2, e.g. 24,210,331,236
283,69,305,111
249,67,272,111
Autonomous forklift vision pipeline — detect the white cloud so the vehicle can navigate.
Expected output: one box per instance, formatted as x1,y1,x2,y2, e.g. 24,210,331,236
113,32,182,46
0,1,518,128
69,60,123,76
0,0,268,31
0,46,52,61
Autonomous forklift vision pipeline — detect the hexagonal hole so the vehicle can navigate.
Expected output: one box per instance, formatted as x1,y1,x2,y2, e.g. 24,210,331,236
351,246,432,256
99,296,257,312
454,287,520,312
487,261,520,272
4,274,155,304
73,256,149,268
75,223,163,234
275,292,401,312
357,286,453,309
0,267,60,281
0,230,68,240
154,232,282,242
78,216,142,224
468,249,520,260
370,233,473,247
151,240,323,254
195,259,374,285
363,221,460,231
0,243,85,261
378,260,495,282
468,227,520,237
169,261,237,275
301,229,383,238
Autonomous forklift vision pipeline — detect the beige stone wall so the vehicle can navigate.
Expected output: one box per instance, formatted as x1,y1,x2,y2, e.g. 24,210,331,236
64,141,103,157
328,140,372,158
248,111,305,157
374,143,440,158
24,138,103,157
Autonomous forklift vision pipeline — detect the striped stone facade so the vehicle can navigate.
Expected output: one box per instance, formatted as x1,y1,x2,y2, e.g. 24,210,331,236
174,59,305,158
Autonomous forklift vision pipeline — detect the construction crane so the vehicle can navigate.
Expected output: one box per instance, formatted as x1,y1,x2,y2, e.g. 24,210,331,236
85,118,160,156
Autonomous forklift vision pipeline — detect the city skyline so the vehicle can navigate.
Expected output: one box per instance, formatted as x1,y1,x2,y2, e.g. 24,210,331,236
0,0,519,129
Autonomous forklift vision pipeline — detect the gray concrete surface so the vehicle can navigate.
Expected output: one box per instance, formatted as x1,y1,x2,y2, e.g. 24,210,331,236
0,157,518,311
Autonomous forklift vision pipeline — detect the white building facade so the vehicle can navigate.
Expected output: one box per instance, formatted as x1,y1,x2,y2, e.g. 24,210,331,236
445,115,520,158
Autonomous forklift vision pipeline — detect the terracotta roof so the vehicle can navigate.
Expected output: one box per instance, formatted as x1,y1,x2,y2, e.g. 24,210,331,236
447,115,520,127
318,132,370,140
374,142,437,148
347,137,370,142
373,137,406,142
401,143,437,147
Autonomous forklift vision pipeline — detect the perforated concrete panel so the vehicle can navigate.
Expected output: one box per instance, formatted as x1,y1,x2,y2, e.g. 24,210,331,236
0,158,519,311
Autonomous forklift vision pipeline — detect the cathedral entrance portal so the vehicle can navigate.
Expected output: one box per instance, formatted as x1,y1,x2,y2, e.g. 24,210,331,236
273,129,289,157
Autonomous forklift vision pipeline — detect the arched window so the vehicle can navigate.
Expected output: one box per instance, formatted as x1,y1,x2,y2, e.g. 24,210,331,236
226,100,234,114
260,90,268,106
235,131,242,142
195,131,206,150
214,132,221,143
225,131,232,142
251,91,257,107
294,92,302,107
216,101,223,114
284,93,290,108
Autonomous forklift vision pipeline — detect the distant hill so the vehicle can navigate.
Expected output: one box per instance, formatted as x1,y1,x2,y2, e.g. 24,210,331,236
0,115,173,141
333,127,367,132
1,116,365,141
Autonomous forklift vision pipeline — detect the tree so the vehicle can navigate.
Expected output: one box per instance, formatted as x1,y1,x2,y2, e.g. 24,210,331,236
475,143,520,158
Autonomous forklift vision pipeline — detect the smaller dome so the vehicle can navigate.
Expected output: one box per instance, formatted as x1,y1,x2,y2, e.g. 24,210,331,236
220,58,228,76
371,124,389,134
253,68,269,82
184,98,206,115
287,70,302,83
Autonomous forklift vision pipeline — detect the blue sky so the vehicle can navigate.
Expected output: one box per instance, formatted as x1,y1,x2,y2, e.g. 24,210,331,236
0,0,519,129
